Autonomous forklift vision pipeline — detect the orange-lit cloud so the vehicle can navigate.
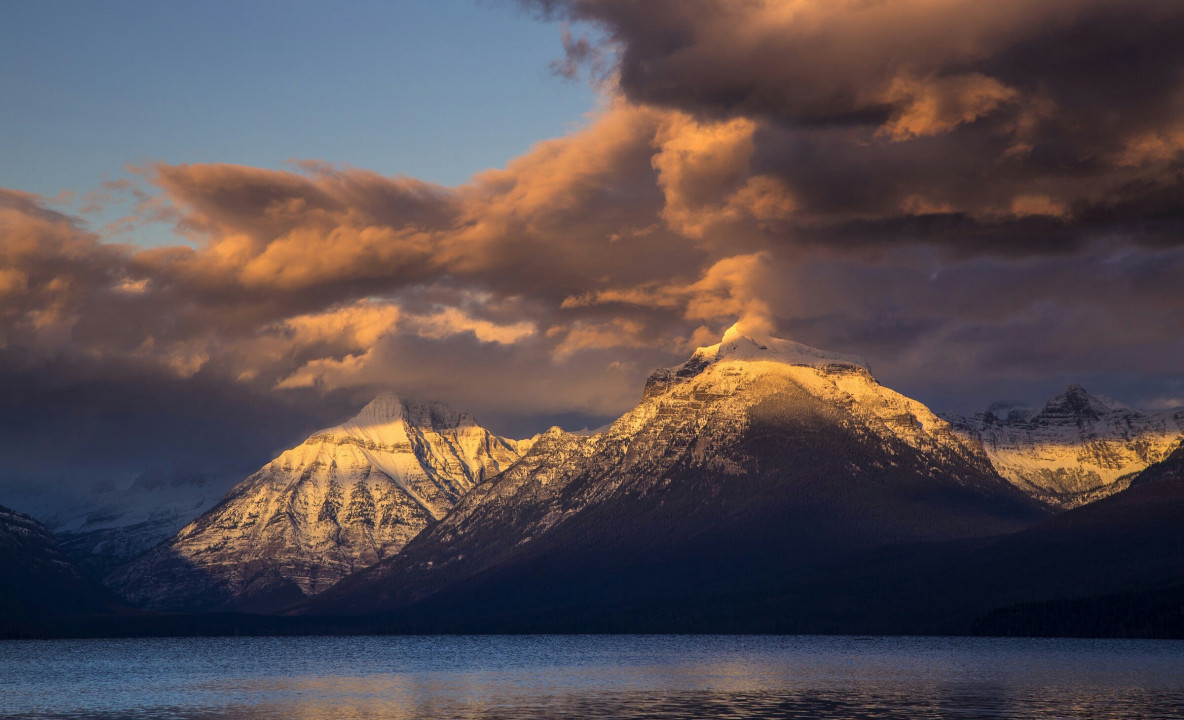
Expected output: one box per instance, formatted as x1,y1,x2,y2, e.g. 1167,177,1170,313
878,73,1019,142
561,253,776,346
652,113,796,237
408,307,535,345
1007,195,1069,220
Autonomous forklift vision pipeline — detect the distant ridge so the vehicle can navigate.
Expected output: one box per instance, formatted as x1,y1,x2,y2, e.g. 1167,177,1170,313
947,385,1184,508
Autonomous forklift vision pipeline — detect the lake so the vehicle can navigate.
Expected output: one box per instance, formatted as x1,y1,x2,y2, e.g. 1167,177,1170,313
2,635,1182,719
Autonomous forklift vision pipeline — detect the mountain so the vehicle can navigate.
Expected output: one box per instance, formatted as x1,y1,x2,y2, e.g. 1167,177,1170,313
655,439,1184,637
967,457,1184,636
1129,443,1184,487
7,468,234,577
0,503,122,634
776,438,1184,637
106,394,528,612
947,385,1184,508
303,326,1045,625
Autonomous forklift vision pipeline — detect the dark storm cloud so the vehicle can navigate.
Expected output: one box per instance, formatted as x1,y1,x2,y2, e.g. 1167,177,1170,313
529,1,1184,133
529,0,1184,254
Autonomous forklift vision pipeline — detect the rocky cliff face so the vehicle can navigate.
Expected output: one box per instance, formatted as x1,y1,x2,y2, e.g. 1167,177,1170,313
106,393,527,611
308,326,1042,619
1129,442,1184,487
948,385,1184,508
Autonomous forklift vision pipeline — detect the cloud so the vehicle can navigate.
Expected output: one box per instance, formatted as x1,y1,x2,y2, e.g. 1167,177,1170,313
549,318,649,360
273,303,536,389
527,0,1184,255
281,300,402,349
1007,195,1069,220
407,307,536,345
531,1,1184,131
0,0,1182,481
0,189,131,350
878,73,1020,142
0,101,736,416
652,113,796,237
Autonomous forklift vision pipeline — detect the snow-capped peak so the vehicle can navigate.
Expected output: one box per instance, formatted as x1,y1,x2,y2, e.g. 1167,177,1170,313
644,323,868,398
352,391,406,424
111,390,528,609
322,392,475,448
707,323,869,370
1040,384,1112,419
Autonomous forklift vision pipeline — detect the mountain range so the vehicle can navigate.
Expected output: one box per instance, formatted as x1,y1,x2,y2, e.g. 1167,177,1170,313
8,468,234,578
947,387,1183,508
301,327,1043,620
3,325,1182,637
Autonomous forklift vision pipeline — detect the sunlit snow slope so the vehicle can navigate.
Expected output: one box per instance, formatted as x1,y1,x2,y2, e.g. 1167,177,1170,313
948,386,1184,508
107,393,528,611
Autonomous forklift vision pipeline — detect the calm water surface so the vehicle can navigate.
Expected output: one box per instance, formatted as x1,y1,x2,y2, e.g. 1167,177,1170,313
2,635,1183,719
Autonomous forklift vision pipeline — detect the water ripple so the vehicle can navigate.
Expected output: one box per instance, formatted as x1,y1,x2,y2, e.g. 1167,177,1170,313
2,635,1182,719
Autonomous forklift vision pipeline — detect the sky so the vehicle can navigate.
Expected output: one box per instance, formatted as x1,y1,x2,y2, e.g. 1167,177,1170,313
2,0,1183,498
0,0,596,242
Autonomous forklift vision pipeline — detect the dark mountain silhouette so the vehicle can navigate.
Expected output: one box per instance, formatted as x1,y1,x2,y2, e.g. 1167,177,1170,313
0,503,126,637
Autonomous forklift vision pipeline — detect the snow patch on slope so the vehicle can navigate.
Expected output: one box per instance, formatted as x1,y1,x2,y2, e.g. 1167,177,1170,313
948,385,1184,508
